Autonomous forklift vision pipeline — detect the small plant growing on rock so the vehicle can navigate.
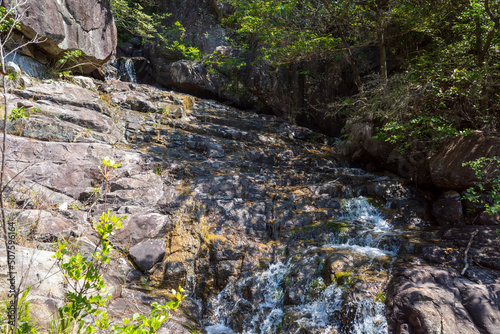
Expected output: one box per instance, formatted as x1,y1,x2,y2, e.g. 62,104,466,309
51,210,125,334
99,156,122,207
462,156,500,215
51,157,185,333
7,107,27,121
53,209,186,333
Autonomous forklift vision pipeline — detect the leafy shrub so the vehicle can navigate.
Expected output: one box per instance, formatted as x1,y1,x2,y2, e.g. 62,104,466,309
153,20,201,61
0,287,38,334
462,156,500,215
374,113,471,153
50,157,185,333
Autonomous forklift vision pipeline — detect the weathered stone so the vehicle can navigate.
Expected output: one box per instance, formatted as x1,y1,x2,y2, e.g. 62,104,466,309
0,246,65,304
14,82,105,113
72,76,97,91
150,60,225,100
4,0,117,73
390,266,499,334
111,213,170,249
432,191,465,226
108,173,166,206
129,239,166,272
35,216,86,241
429,132,500,191
4,135,150,200
6,61,21,75
100,79,135,93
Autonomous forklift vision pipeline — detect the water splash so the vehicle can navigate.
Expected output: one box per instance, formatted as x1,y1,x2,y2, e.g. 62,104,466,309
294,282,343,332
204,196,397,333
121,58,138,84
206,262,291,334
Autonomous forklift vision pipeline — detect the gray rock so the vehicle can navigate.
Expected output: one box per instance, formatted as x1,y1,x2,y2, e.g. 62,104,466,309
429,132,500,191
389,266,497,334
129,239,166,272
6,61,21,75
432,191,465,226
3,0,117,73
111,212,170,250
72,76,97,91
35,216,86,241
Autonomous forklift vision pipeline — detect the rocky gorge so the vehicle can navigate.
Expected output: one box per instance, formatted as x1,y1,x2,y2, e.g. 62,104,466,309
0,0,499,334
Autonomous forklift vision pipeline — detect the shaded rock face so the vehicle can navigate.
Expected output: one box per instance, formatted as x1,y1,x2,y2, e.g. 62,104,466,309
146,53,358,137
152,0,226,54
4,0,116,73
429,132,500,191
240,57,359,136
141,0,368,136
432,191,465,226
1,77,498,333
390,266,500,334
390,223,500,334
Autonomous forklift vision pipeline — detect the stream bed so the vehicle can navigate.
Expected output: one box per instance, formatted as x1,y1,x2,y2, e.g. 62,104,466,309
2,77,498,334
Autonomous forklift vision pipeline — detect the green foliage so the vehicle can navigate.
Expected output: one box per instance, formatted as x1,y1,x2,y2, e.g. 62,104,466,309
405,0,500,121
374,113,471,153
110,0,157,39
8,107,27,121
110,1,201,60
112,290,185,333
223,0,344,65
52,208,185,333
51,50,85,77
52,210,125,334
153,20,201,61
49,157,186,333
8,107,39,121
0,287,38,333
462,156,500,215
333,271,353,285
154,163,162,176
0,6,20,34
375,291,386,303
102,156,122,169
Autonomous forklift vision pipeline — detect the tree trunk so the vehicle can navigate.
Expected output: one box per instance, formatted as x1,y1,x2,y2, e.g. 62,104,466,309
340,33,363,91
376,8,388,90
319,0,363,91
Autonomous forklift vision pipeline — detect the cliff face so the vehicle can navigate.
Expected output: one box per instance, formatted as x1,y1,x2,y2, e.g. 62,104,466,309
4,0,117,73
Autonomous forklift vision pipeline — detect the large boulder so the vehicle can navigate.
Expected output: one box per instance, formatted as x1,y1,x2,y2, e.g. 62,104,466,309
390,266,500,334
150,0,226,54
428,132,500,191
4,0,117,73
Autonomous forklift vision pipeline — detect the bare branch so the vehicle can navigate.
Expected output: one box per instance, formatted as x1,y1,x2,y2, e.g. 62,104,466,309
4,34,47,59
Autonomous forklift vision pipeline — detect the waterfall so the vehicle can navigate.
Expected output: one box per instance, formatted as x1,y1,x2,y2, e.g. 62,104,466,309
204,193,398,333
107,57,139,83
121,58,138,84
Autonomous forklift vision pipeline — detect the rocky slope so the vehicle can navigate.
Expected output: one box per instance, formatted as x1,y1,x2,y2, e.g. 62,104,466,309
0,70,498,333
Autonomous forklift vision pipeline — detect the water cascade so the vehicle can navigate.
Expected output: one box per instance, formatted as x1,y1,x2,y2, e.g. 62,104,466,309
120,58,138,84
202,180,412,333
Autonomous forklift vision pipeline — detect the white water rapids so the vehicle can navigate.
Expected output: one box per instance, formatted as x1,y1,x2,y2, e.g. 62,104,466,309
205,196,397,334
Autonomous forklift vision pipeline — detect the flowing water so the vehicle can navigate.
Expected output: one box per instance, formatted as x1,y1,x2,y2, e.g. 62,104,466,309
106,88,425,333
108,57,138,83
203,194,407,334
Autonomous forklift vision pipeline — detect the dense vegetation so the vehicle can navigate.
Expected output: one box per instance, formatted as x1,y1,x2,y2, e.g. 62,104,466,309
110,0,201,60
220,0,499,150
113,0,499,152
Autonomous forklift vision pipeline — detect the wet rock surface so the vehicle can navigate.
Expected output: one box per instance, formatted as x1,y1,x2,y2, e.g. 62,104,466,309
0,78,498,333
